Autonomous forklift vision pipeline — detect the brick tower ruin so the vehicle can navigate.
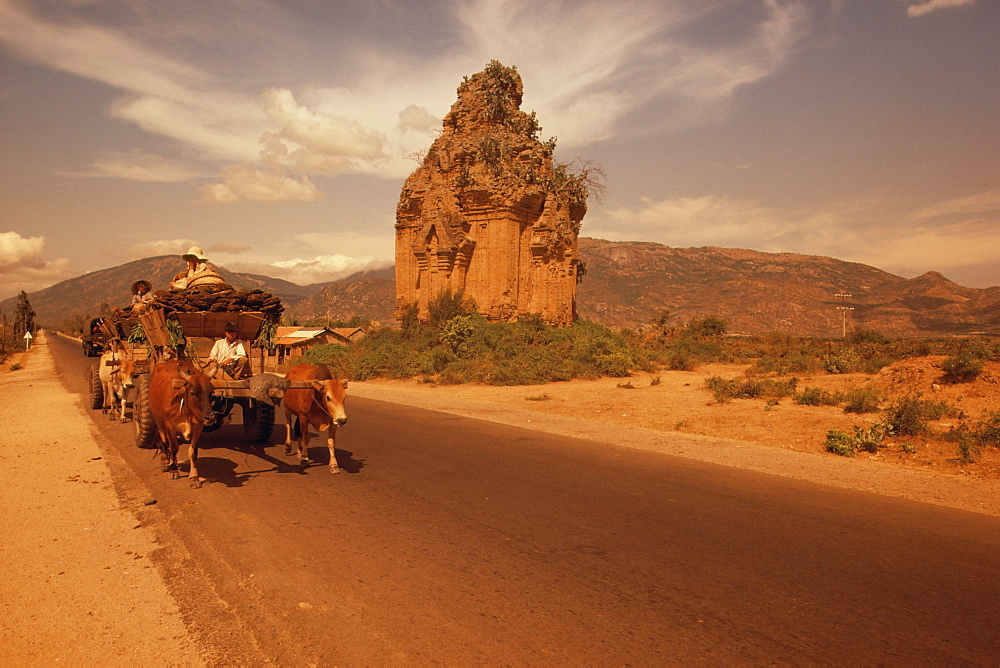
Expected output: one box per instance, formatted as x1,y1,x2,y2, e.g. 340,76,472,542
395,61,588,326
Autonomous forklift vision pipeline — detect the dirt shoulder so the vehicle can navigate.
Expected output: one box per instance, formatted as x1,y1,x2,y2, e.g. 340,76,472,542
0,332,204,666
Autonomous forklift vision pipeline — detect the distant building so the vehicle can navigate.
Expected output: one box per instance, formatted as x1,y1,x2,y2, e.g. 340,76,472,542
272,326,366,365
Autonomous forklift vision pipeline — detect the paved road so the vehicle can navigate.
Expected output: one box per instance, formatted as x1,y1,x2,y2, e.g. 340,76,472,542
56,334,1000,664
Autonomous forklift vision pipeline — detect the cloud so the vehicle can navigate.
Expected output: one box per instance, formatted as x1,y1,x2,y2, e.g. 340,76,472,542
0,2,266,164
905,188,1000,223
62,149,206,182
263,88,385,164
905,0,976,18
209,242,251,256
0,0,813,195
0,231,46,270
588,194,791,248
451,0,810,146
398,105,439,133
199,166,323,203
0,232,72,300
214,228,395,284
225,254,380,285
125,239,198,260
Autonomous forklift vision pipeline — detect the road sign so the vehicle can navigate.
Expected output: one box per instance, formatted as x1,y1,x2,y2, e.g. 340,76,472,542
24,331,32,349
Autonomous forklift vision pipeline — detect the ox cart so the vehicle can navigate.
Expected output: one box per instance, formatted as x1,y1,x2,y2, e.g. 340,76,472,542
87,308,285,449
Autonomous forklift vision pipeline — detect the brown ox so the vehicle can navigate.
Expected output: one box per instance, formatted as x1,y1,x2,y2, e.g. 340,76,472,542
149,359,216,488
281,363,348,473
98,350,136,422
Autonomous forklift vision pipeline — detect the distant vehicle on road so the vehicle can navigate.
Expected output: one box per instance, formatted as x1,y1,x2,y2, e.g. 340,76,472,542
82,318,106,357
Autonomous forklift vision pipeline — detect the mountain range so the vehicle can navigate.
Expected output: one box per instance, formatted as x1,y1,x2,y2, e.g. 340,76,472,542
4,239,998,337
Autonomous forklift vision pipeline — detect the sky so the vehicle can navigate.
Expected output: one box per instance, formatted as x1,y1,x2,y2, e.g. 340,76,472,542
1,0,997,301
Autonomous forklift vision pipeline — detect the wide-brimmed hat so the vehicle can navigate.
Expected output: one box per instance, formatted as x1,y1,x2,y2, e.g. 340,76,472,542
182,245,209,261
131,279,152,294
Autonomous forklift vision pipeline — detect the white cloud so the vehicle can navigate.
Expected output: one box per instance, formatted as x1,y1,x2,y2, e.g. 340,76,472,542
63,150,206,182
125,239,198,260
450,0,810,146
0,3,208,99
905,0,976,18
0,232,72,300
0,231,46,269
109,94,264,164
398,105,439,134
263,88,384,162
905,188,1000,223
214,227,395,284
199,166,323,203
209,242,251,256
223,254,381,285
0,2,266,165
589,194,791,248
0,0,813,196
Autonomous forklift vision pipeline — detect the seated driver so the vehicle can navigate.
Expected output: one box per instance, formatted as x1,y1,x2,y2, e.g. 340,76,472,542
209,321,251,379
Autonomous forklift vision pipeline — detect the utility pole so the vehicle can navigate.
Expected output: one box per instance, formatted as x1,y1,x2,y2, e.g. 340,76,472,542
835,293,854,339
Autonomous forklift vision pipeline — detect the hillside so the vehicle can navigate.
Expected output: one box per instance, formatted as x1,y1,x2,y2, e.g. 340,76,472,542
575,239,1000,336
283,267,396,324
7,240,998,337
0,256,318,326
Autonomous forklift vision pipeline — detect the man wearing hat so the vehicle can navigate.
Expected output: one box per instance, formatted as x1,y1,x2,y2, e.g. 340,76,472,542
209,321,250,379
131,279,154,304
170,245,227,290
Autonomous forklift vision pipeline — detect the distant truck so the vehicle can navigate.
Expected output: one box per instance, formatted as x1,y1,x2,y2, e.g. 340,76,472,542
81,317,107,357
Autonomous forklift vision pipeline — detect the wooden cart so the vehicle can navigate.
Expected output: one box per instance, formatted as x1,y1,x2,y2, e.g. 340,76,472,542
88,308,281,449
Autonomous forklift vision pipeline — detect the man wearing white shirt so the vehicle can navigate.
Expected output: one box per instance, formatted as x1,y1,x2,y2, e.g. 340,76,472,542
210,321,250,379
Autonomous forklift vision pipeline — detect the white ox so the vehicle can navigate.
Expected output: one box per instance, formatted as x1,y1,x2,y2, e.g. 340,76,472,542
98,350,136,422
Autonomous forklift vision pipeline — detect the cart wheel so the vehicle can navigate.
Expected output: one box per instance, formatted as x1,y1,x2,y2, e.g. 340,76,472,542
243,399,275,444
133,374,158,449
87,363,104,410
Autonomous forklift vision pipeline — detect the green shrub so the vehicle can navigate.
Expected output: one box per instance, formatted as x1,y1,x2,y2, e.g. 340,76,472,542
683,316,728,338
852,421,893,453
842,387,882,414
940,352,984,383
847,328,889,345
427,290,474,326
885,395,951,436
823,348,863,374
794,387,840,406
973,411,1000,447
704,375,797,403
440,314,480,355
301,343,350,367
948,411,1000,450
956,432,982,464
752,352,822,376
825,429,857,457
705,376,741,403
824,422,892,456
